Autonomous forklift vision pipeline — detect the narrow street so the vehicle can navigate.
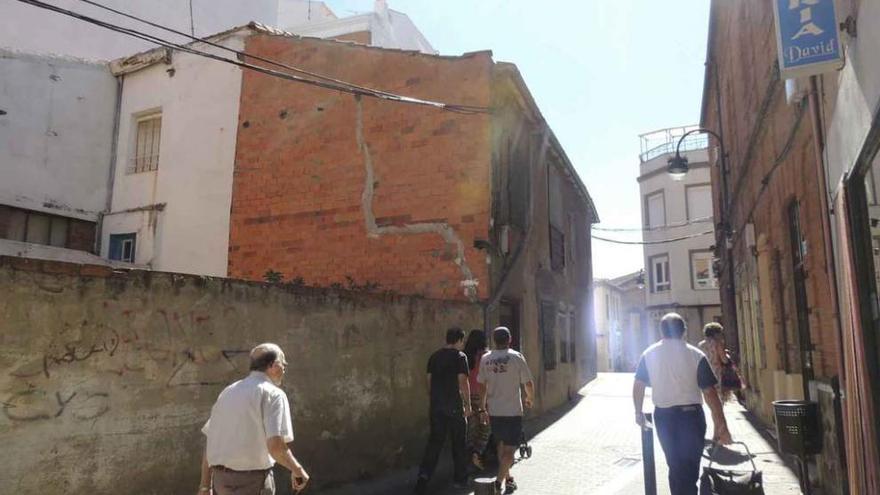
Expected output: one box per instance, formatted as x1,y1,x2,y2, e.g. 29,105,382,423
329,373,803,495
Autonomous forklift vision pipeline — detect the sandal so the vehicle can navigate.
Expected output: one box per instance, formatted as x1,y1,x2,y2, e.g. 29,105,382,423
504,477,517,494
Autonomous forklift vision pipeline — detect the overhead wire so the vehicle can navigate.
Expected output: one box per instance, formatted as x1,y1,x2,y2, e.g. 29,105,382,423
592,215,715,232
16,0,489,114
591,230,714,245
74,0,459,106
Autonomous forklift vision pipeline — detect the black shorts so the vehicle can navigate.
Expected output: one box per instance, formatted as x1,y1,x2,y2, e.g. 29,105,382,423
490,416,523,446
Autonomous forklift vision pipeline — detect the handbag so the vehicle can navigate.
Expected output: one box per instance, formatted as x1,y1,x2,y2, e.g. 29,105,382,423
700,442,765,495
720,355,743,390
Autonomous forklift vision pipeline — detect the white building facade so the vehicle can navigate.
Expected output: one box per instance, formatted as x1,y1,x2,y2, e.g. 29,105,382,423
0,0,434,61
637,126,722,343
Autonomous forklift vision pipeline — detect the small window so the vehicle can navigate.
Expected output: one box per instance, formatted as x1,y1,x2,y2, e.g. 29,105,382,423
650,254,671,293
550,225,565,271
132,113,162,173
569,313,576,362
691,251,718,290
559,312,569,363
645,191,666,228
686,184,713,221
4,209,27,241
540,301,557,370
25,214,51,244
109,233,137,263
2,208,70,247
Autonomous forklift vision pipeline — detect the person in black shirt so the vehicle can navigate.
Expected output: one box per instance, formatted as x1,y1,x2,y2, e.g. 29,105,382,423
414,327,472,494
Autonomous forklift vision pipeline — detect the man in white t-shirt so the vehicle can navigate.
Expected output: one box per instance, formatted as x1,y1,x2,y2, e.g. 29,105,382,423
197,343,309,495
478,327,534,494
633,313,732,495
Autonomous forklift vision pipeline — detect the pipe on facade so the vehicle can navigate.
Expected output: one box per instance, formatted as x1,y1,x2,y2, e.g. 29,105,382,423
808,75,843,378
809,74,850,493
711,57,740,358
483,124,551,332
95,74,124,256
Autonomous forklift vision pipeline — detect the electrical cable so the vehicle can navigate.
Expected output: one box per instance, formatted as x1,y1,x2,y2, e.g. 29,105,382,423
592,215,714,232
591,230,714,245
16,0,489,114
74,0,467,107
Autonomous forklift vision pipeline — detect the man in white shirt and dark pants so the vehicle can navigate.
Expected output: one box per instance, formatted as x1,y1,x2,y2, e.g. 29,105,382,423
633,313,732,495
198,343,309,495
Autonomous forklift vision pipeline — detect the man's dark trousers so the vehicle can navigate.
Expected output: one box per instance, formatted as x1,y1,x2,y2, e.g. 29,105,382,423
653,405,707,495
418,410,468,483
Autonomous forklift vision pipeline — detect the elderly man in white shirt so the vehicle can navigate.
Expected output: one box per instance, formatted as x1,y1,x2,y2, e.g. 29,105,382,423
633,313,732,495
198,343,309,495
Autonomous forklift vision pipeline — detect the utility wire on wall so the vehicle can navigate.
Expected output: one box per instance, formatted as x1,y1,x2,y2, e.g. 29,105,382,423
17,0,489,114
591,230,714,245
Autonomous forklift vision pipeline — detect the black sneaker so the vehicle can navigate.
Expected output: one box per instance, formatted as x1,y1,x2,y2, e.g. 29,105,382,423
504,477,517,494
413,477,428,495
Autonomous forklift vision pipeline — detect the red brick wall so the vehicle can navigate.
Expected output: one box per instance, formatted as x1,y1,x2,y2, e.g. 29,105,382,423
229,34,493,300
68,219,96,253
704,1,839,380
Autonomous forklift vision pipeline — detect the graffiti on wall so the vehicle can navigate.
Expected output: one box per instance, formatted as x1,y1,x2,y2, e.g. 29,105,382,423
2,304,249,423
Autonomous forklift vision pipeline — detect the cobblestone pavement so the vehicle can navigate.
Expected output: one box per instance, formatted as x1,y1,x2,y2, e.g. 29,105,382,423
324,373,803,495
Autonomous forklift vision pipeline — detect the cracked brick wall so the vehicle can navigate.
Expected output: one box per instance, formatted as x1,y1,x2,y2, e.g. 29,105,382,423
228,34,493,301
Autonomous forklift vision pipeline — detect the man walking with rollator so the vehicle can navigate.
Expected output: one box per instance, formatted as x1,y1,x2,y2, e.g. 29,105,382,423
478,327,535,494
633,313,732,495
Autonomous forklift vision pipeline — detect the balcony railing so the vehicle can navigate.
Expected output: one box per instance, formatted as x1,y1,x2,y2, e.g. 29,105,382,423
639,125,709,163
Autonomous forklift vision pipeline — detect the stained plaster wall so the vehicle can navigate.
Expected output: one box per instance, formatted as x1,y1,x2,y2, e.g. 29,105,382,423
0,49,116,222
0,257,482,493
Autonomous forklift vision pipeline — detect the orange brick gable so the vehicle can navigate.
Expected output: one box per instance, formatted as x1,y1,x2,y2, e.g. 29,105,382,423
228,34,493,301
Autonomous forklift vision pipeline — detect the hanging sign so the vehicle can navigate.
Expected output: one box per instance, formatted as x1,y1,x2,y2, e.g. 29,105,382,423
773,0,844,79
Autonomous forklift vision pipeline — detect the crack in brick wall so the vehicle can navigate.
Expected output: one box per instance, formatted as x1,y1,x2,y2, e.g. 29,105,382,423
354,95,479,301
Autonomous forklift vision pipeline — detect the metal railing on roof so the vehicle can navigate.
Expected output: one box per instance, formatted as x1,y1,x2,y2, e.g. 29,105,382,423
639,125,709,163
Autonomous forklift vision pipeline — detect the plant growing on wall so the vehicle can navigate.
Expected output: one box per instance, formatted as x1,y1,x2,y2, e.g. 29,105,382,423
263,269,284,284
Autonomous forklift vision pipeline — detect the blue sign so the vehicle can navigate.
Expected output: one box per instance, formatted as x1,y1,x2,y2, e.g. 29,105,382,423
773,0,844,78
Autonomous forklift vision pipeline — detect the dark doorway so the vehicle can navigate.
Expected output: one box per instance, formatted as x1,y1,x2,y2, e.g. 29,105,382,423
500,300,521,351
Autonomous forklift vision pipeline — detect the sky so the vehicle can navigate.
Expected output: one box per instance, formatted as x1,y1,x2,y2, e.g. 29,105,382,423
325,0,712,280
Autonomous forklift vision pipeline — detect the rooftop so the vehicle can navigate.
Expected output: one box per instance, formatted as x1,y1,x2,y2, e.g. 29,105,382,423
639,125,709,163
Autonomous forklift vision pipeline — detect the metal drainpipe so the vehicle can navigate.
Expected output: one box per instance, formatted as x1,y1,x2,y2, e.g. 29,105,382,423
712,58,740,358
808,74,849,494
483,125,551,333
95,75,124,256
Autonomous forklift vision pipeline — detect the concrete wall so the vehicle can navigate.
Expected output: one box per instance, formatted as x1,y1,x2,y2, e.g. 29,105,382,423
0,256,482,494
285,8,437,55
101,36,243,276
824,0,880,189
0,0,278,61
0,49,116,222
228,33,492,301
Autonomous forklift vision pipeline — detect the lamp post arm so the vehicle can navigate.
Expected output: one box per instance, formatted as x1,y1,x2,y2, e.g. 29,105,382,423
674,128,725,157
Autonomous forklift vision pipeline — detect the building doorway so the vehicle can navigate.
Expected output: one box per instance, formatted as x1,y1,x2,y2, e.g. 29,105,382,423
499,300,521,351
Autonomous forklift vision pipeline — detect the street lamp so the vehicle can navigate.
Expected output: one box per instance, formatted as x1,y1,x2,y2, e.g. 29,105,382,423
668,126,739,358
666,128,726,182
